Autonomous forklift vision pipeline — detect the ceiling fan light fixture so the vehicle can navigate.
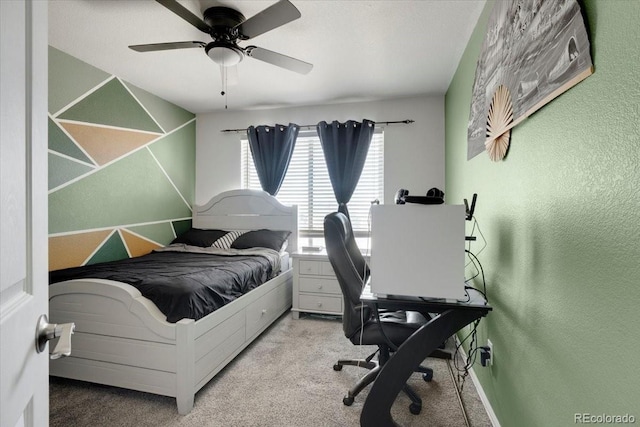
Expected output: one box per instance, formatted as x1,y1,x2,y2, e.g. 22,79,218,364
132,1,313,76
206,42,244,66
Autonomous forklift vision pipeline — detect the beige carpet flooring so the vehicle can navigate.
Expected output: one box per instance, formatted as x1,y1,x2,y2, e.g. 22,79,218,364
50,313,492,427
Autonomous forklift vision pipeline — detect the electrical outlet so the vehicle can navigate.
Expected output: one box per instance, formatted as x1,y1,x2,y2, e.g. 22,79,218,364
487,339,494,366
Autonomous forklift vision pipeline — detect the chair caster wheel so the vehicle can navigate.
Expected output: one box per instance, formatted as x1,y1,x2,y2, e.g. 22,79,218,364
422,370,433,382
333,364,343,371
409,402,422,415
343,395,354,406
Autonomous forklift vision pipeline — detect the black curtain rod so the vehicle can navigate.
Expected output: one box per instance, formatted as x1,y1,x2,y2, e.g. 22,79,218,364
220,119,414,133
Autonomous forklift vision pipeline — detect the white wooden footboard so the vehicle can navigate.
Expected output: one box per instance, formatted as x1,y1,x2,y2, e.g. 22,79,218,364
49,270,292,414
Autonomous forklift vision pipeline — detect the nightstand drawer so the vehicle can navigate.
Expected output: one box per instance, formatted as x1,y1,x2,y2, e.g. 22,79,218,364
298,294,342,313
298,260,335,276
321,261,335,276
298,260,321,275
299,277,341,294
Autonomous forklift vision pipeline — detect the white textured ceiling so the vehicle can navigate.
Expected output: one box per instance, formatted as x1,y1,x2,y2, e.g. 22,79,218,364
48,0,485,114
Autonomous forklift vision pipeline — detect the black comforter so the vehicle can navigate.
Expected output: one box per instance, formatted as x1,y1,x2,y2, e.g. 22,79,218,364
49,250,276,323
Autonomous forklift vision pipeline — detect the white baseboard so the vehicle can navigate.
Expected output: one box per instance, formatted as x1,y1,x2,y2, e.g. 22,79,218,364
454,338,501,427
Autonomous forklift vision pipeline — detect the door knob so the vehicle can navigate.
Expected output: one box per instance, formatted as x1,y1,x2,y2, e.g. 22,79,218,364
35,314,75,359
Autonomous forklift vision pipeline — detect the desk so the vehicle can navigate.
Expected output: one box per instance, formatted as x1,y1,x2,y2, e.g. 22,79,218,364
359,286,492,427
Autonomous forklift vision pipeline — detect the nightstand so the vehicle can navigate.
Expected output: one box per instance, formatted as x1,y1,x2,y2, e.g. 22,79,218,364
291,251,343,319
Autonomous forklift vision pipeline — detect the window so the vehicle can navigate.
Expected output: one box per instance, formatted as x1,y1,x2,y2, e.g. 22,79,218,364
241,130,384,247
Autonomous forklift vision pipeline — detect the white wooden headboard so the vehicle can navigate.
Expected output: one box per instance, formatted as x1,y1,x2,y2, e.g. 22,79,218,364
193,189,298,253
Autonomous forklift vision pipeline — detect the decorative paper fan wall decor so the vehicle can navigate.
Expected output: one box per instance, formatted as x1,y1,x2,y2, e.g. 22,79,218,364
467,0,594,161
485,85,513,161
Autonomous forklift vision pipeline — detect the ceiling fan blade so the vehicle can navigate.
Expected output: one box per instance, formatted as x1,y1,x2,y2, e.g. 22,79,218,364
155,0,211,33
246,46,312,75
129,41,206,52
236,0,301,40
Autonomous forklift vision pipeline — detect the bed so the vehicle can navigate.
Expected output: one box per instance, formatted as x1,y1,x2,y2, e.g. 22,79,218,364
48,189,297,414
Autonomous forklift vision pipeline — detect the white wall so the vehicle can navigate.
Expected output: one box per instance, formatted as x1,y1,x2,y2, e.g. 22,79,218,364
195,96,444,205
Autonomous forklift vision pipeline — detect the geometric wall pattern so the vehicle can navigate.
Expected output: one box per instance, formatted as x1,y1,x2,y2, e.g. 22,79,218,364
48,46,196,271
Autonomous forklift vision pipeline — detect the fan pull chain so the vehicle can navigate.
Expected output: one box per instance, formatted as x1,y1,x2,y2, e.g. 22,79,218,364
220,65,228,109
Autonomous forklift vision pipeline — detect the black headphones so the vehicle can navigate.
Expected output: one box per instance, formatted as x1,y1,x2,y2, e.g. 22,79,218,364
395,188,444,205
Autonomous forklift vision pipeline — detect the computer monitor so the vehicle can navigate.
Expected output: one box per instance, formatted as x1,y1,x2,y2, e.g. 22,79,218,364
370,204,466,300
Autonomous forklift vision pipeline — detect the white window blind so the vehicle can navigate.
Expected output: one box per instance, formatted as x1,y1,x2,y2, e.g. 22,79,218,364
241,130,384,241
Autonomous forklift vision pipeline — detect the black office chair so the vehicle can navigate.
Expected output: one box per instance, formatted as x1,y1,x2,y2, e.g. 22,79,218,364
324,212,433,415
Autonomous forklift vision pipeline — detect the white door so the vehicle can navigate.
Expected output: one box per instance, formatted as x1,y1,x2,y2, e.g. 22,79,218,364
0,1,49,426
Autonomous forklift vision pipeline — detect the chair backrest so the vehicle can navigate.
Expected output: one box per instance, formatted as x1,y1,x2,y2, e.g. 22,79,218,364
345,224,370,283
324,212,371,339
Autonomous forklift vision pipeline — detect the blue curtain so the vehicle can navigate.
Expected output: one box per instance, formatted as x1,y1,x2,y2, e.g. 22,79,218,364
317,119,376,218
247,123,299,196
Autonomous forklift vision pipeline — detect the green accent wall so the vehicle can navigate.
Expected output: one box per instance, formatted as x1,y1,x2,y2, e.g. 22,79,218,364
48,46,195,269
49,118,92,164
445,2,640,426
127,223,178,245
172,219,192,238
48,153,94,190
57,78,164,133
148,122,196,206
49,148,192,234
124,82,196,133
48,46,111,114
86,232,128,265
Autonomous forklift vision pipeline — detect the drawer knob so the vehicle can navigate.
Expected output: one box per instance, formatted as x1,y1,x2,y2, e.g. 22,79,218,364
261,309,267,316
317,284,323,290
317,302,323,307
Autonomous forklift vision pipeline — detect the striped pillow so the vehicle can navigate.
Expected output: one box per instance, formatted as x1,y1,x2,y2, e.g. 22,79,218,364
211,230,248,249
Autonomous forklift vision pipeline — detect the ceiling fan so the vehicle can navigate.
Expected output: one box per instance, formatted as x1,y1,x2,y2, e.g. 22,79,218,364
129,0,313,83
